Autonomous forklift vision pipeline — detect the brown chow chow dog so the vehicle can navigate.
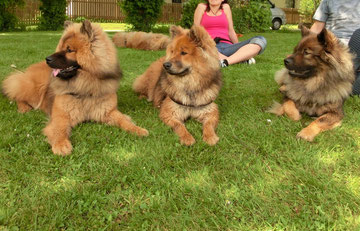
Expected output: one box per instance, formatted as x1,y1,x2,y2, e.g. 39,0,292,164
133,25,222,146
268,26,355,141
2,20,148,155
112,31,170,50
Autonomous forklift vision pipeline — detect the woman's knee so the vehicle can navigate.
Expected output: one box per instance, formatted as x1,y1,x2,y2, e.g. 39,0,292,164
249,36,267,54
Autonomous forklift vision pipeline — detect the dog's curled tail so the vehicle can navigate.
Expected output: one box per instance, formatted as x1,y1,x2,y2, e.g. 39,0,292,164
2,62,51,112
266,101,284,116
2,72,30,101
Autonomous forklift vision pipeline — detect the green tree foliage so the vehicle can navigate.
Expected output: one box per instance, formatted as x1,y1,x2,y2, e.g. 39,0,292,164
179,0,205,28
38,0,67,30
0,0,24,31
299,0,321,23
120,0,164,32
232,1,271,33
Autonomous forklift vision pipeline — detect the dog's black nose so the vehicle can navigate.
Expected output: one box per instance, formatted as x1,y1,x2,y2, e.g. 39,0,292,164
284,58,293,66
163,62,172,70
45,56,53,64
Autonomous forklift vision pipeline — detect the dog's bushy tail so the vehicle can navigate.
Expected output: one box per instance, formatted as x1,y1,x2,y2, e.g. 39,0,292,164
2,62,51,112
2,72,33,102
266,101,284,116
113,31,170,50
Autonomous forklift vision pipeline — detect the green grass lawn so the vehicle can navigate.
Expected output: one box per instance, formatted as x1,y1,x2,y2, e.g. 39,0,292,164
1,27,360,230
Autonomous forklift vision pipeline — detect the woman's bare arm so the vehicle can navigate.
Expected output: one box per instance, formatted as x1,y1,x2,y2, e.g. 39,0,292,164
223,4,238,43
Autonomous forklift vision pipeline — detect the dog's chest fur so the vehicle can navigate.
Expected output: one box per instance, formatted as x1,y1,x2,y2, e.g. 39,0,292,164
50,71,119,98
159,69,221,107
279,70,352,116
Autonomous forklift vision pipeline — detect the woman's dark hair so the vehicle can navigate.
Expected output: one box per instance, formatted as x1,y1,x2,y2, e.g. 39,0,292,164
205,0,228,12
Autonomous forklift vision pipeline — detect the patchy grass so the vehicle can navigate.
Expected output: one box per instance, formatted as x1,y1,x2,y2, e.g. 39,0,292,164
0,28,360,230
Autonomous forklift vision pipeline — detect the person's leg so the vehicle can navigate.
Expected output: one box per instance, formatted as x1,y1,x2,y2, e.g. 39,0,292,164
225,44,261,65
348,28,360,95
218,36,267,65
216,43,231,67
353,72,360,95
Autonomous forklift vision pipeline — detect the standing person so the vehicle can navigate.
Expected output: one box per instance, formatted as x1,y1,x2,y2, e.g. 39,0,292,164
310,0,360,94
193,0,267,67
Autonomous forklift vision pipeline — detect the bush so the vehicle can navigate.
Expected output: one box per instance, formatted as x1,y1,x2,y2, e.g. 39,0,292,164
299,0,321,24
232,1,271,33
120,0,164,32
152,24,171,34
0,0,24,31
179,0,205,28
38,0,67,31
73,17,87,23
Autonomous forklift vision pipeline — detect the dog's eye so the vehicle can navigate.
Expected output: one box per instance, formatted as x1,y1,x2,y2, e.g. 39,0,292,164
181,51,187,55
304,50,311,55
66,47,75,53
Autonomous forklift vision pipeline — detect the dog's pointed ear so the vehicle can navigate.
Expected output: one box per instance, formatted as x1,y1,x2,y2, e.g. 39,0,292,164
299,24,310,37
80,20,93,39
317,28,327,44
189,25,213,49
170,25,183,39
64,21,73,29
317,28,336,52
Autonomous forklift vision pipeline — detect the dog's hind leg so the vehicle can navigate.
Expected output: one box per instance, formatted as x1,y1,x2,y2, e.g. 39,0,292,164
105,109,149,137
296,112,343,142
199,104,219,145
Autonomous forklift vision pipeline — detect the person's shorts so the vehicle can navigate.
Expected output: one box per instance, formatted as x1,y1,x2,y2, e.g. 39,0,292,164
216,36,267,57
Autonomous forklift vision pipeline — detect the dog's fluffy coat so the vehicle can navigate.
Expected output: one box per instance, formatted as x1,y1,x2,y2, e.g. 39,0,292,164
112,31,170,51
133,25,222,145
268,26,355,141
2,20,148,155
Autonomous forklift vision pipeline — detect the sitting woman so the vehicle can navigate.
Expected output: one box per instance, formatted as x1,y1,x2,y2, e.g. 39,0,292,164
194,0,267,67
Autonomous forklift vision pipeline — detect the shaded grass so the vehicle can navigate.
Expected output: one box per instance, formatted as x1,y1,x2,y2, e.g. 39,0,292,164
0,29,360,230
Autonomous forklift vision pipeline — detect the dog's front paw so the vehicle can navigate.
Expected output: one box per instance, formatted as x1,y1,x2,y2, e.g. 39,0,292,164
203,134,219,146
17,101,32,113
136,127,149,137
52,139,73,156
180,135,196,146
296,127,316,142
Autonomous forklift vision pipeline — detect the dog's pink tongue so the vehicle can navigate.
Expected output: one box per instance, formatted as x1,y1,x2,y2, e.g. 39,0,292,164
52,69,60,77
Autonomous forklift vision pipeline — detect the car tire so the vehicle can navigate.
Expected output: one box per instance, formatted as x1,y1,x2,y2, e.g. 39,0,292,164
272,18,282,30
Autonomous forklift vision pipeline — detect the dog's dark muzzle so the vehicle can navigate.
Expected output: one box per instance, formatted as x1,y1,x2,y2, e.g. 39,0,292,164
163,61,190,76
284,58,315,78
46,54,80,80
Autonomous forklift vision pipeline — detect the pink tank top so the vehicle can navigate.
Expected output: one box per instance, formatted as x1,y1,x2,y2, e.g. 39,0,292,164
200,9,232,44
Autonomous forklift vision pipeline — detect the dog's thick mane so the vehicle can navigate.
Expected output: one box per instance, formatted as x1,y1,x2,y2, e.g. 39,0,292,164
161,25,222,107
277,28,354,106
51,21,121,97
